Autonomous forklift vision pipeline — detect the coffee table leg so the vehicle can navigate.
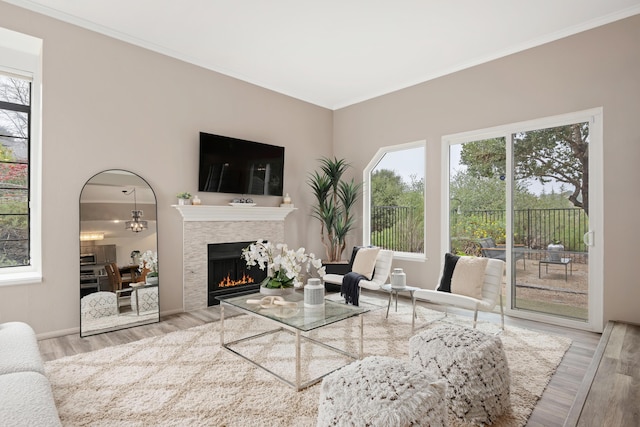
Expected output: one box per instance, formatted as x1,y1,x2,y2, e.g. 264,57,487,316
359,314,364,358
296,330,301,390
220,305,225,347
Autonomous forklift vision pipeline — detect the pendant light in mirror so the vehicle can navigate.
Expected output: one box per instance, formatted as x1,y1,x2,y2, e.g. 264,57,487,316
123,188,148,232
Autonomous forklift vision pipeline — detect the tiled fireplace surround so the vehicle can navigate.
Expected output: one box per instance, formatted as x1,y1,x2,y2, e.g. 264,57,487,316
174,205,295,311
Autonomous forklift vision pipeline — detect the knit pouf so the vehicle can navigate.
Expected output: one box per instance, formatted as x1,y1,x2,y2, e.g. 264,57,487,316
409,324,510,425
317,356,448,427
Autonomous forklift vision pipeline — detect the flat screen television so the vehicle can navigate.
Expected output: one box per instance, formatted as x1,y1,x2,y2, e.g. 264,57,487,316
198,132,285,196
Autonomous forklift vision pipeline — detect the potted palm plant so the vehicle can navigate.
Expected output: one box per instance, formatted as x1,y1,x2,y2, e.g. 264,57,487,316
308,157,361,263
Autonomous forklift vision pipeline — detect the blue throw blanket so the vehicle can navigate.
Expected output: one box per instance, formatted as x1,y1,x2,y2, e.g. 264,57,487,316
341,272,366,306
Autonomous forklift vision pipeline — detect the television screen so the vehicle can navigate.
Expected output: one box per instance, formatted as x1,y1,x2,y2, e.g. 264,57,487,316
198,132,285,196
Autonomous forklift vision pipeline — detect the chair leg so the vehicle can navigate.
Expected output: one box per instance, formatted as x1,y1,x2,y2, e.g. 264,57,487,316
411,298,416,332
473,309,478,328
500,293,505,330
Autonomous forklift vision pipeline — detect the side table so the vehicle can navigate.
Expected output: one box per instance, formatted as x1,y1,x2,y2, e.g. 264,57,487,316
381,284,420,318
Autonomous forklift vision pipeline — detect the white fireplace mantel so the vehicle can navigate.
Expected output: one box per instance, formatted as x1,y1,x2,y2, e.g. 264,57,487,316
172,204,296,222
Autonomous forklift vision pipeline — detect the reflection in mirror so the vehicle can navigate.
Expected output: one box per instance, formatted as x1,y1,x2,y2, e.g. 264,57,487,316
79,170,159,337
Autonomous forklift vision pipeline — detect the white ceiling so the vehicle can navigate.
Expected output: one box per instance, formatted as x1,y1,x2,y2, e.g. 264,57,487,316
5,0,640,109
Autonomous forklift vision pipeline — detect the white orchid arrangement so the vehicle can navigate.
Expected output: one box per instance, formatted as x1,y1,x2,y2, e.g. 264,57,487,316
139,250,158,277
242,240,325,289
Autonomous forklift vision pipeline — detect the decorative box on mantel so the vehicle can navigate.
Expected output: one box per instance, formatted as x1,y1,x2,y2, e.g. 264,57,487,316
172,205,296,222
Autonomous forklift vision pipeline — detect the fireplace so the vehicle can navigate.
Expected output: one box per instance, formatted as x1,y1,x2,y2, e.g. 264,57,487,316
207,241,266,305
173,204,294,312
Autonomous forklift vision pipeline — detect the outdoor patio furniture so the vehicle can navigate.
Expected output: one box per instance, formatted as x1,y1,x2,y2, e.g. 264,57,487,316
479,237,526,268
539,257,572,281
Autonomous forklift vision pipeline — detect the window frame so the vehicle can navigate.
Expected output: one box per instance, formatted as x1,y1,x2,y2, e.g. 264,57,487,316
363,139,427,261
0,27,43,286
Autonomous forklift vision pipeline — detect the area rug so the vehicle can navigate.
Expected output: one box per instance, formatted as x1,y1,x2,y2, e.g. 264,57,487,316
45,301,571,427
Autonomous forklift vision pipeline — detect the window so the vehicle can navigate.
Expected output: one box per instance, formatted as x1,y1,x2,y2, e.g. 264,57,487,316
0,27,42,285
363,140,426,260
0,74,30,267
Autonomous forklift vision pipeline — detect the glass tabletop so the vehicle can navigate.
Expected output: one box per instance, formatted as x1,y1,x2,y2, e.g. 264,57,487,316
216,290,372,332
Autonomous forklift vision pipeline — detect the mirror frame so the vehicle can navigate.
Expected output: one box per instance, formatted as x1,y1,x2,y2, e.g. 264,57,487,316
79,169,159,337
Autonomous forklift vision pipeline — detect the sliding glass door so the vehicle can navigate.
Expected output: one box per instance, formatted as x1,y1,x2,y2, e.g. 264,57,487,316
445,109,603,331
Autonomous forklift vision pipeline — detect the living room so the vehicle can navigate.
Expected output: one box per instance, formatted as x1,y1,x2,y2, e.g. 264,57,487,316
0,1,639,425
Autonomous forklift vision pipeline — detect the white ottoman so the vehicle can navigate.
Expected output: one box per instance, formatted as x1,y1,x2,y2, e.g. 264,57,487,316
317,356,448,427
409,324,510,425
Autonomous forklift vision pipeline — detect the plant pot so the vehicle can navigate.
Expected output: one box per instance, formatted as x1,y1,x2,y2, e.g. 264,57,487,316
547,243,564,262
259,285,294,296
178,198,190,205
146,276,159,285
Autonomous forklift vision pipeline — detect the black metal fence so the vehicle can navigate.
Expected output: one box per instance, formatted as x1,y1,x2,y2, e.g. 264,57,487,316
371,206,423,253
457,208,589,252
372,205,589,254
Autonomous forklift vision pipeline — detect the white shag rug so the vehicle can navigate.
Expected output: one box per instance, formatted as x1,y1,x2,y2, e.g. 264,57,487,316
45,300,571,426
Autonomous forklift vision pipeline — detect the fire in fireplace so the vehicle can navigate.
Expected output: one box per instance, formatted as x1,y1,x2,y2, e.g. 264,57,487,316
207,241,266,305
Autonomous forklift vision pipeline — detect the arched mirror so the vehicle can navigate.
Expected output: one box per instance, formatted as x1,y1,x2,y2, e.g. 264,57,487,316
79,169,159,337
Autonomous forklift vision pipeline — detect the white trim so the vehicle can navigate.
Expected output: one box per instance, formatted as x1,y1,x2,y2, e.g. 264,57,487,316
172,205,296,222
363,140,426,260
442,107,604,332
0,27,43,287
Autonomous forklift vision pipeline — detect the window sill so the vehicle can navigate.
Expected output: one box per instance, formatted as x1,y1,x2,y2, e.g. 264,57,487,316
0,272,43,287
392,252,427,262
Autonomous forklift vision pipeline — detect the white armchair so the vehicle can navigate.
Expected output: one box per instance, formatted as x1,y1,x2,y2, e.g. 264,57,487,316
323,249,394,291
412,257,505,329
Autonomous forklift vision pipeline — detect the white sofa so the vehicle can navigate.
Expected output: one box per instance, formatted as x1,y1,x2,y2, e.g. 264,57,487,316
0,322,61,426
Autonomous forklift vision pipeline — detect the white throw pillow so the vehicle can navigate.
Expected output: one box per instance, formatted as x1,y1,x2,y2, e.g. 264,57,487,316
351,247,380,280
450,256,488,300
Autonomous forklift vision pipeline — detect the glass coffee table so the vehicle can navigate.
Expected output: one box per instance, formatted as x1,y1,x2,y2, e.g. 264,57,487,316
217,291,372,391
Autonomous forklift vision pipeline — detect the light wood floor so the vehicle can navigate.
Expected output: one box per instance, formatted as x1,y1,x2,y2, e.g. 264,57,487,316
38,292,602,427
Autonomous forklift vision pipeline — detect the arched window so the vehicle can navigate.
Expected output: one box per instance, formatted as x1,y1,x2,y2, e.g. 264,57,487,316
363,140,425,260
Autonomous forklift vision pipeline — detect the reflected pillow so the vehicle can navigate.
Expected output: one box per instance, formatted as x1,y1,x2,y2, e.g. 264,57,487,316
437,253,459,292
450,256,488,300
351,247,380,280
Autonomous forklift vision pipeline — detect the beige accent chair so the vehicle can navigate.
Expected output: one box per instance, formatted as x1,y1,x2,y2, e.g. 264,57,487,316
323,249,394,291
412,257,506,329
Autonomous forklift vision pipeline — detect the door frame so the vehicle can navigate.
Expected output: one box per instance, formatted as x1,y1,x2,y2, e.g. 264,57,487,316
442,108,603,332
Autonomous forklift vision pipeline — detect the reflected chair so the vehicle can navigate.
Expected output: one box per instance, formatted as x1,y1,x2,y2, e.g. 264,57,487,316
80,291,118,320
104,263,123,291
130,286,159,315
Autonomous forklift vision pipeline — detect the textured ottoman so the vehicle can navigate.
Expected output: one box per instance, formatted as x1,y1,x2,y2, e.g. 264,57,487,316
409,324,510,425
317,356,448,427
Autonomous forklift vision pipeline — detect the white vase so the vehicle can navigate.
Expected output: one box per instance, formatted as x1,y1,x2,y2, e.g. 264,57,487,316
304,278,324,307
547,243,564,262
391,268,406,289
146,276,159,285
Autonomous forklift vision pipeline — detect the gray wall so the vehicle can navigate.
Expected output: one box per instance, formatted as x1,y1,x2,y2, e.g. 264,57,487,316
333,14,640,326
0,2,333,336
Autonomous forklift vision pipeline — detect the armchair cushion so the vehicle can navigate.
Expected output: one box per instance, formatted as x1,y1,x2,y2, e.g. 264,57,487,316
437,253,460,292
450,256,488,300
351,247,380,280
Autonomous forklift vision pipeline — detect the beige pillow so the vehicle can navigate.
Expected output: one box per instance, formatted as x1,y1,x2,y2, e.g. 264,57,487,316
351,247,380,280
450,256,488,300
